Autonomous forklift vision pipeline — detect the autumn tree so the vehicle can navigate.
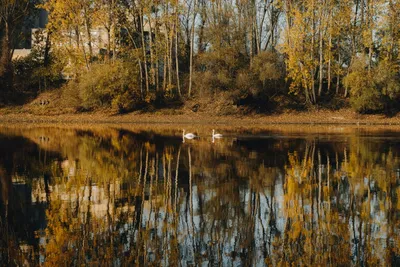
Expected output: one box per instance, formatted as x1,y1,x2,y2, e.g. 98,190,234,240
42,0,95,72
0,0,38,92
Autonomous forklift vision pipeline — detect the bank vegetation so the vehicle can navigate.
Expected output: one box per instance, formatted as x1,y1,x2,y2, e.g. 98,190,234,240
1,0,400,115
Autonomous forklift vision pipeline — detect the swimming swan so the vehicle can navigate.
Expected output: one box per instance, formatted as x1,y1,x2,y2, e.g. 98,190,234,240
183,130,196,142
212,129,222,139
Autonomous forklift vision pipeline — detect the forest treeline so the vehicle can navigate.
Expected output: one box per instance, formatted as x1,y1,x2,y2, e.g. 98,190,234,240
1,0,400,114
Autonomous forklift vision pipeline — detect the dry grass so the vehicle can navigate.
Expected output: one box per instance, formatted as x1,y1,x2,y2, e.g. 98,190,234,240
1,90,400,125
1,107,400,126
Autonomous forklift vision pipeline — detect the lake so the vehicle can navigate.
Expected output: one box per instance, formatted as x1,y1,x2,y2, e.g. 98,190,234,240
0,125,399,266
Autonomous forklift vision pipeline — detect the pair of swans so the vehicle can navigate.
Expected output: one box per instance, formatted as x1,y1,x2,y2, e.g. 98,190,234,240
182,129,222,142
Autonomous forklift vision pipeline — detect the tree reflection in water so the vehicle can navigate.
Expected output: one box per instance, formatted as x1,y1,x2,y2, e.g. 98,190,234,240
0,126,399,266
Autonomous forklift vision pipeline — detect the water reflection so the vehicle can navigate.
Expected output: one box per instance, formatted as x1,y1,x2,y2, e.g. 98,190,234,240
0,126,399,266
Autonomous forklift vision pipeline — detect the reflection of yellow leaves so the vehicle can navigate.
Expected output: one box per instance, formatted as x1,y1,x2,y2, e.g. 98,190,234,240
323,186,330,196
379,202,385,212
286,176,297,197
111,137,121,151
165,152,173,161
5,125,399,266
397,187,400,210
144,141,151,149
290,221,302,240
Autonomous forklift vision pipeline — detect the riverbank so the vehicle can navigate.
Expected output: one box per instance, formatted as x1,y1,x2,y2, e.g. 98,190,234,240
1,105,400,125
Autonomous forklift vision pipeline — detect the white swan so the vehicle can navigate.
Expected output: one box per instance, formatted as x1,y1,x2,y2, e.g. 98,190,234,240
212,129,222,139
212,129,222,143
183,129,196,142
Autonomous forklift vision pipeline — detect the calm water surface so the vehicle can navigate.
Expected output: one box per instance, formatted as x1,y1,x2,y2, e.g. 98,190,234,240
0,125,399,266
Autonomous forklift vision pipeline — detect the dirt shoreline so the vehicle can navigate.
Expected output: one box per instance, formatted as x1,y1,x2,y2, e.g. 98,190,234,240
1,108,400,125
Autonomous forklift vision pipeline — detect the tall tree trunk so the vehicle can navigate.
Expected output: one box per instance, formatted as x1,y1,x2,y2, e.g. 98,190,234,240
0,21,11,77
83,7,93,62
140,8,150,93
352,0,360,57
155,57,160,92
148,15,155,86
249,5,254,66
139,58,144,95
79,31,90,71
188,0,197,98
336,37,341,95
175,3,181,97
253,2,260,55
75,27,80,49
111,0,116,62
327,31,332,92
367,0,373,72
106,27,111,60
169,28,173,89
259,0,268,51
0,20,13,90
43,32,51,67
318,6,324,97
197,0,206,53
163,52,167,91
42,31,52,92
344,67,349,98
155,17,160,92
311,0,316,104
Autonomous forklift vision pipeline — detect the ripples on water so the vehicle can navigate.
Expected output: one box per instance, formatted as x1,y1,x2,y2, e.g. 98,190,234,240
0,125,399,266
